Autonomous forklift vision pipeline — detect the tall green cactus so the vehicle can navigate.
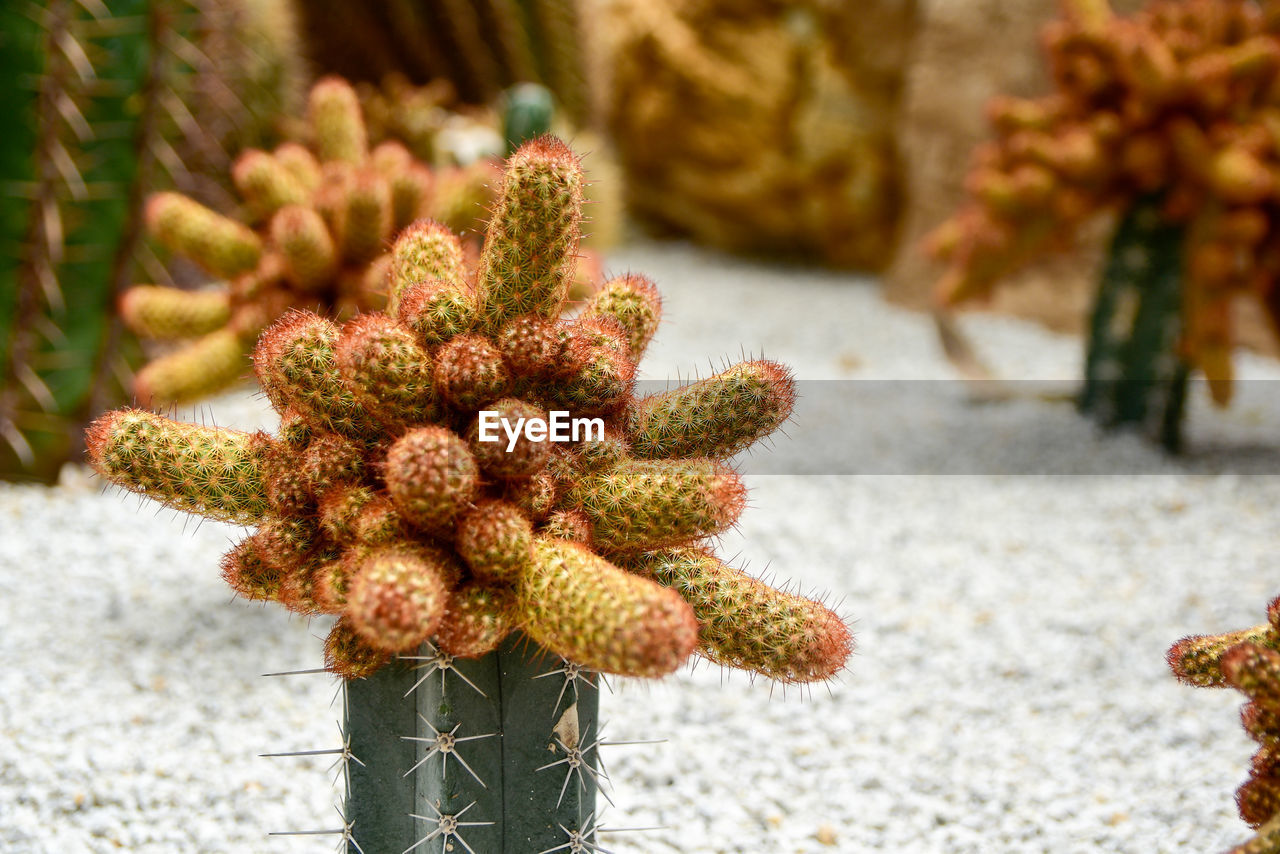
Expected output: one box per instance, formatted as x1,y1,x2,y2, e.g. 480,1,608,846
86,137,852,847
0,0,302,482
1080,196,1190,452
0,0,162,483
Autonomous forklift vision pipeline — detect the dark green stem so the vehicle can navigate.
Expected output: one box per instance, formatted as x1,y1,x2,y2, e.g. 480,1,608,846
345,634,600,853
1081,196,1190,452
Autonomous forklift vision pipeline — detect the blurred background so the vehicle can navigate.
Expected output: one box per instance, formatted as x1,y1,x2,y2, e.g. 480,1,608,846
15,0,1271,484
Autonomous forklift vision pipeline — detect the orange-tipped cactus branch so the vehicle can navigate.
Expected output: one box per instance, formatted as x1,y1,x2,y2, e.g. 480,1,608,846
122,76,503,407
1169,595,1280,852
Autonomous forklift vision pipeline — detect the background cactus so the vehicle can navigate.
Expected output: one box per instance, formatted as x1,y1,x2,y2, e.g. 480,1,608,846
0,0,301,483
1169,596,1280,854
928,0,1280,448
294,0,600,128
119,75,506,407
601,0,916,269
87,136,851,848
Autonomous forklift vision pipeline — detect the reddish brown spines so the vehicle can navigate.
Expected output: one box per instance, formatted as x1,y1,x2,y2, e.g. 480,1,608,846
325,617,392,679
580,274,663,359
335,314,439,428
221,538,284,602
455,500,533,582
466,398,552,478
346,544,453,652
396,279,478,346
495,316,568,376
1170,597,1280,848
384,427,480,532
433,334,513,411
253,312,365,438
435,582,516,658
1169,625,1277,687
546,329,636,417
1226,644,1280,715
389,220,467,299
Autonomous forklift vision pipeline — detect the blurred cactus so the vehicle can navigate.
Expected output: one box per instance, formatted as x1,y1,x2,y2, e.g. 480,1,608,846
1169,596,1280,854
120,76,504,406
294,0,599,127
0,0,300,482
357,73,505,168
603,0,915,269
929,0,1280,447
87,137,852,848
501,82,555,156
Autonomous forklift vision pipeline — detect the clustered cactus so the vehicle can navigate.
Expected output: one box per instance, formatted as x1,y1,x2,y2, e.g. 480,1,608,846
1169,595,1280,854
928,0,1280,408
119,75,500,406
88,135,852,686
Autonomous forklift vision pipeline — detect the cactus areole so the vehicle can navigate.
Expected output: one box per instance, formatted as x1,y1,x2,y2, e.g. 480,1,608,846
86,136,852,848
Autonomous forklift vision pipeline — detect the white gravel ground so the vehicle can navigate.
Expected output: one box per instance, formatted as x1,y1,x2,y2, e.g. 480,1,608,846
4,241,1280,853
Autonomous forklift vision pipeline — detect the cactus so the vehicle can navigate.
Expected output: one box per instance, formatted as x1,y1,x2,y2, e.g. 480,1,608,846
119,75,506,407
603,0,914,269
1080,195,1190,450
294,0,599,127
86,136,852,848
0,0,305,482
1169,596,1280,853
928,0,1280,448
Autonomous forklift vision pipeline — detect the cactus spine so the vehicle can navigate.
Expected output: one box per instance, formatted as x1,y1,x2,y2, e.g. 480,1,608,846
344,636,600,853
87,137,851,846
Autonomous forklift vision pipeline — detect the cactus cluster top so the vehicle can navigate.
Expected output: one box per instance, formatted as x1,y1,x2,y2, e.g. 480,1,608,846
118,75,500,407
929,0,1280,406
88,136,852,684
1169,596,1280,853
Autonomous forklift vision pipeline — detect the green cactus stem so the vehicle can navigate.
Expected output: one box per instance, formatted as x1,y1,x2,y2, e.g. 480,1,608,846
344,636,600,853
1080,195,1190,452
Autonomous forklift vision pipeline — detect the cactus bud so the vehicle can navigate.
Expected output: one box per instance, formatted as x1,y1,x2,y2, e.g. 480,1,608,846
384,426,480,532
